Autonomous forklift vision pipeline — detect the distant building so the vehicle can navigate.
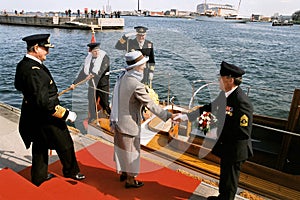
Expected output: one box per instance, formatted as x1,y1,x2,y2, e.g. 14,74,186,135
177,11,191,16
163,9,191,17
196,3,238,16
271,14,293,23
146,11,164,17
170,9,179,16
251,14,271,22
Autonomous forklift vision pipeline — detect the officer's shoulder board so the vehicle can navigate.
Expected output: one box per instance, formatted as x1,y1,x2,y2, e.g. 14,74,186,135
119,37,126,44
147,41,153,48
32,66,40,70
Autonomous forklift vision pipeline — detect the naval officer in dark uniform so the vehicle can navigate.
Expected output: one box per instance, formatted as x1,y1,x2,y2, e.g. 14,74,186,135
14,34,85,186
174,61,253,200
115,26,155,88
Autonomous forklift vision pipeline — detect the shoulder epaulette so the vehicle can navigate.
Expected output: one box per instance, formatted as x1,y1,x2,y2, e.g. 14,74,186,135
119,37,126,44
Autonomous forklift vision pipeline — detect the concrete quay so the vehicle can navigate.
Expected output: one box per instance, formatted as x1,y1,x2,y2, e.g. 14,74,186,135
0,14,124,30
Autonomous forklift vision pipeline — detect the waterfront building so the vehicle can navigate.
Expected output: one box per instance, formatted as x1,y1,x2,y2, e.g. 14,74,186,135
196,3,238,16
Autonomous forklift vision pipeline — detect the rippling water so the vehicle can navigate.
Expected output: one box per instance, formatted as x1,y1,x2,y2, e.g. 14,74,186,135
1,16,299,128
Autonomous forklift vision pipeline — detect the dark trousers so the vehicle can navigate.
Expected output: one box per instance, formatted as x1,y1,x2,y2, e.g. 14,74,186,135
88,87,97,121
88,86,110,121
31,142,79,186
97,85,111,115
218,158,244,200
141,66,150,86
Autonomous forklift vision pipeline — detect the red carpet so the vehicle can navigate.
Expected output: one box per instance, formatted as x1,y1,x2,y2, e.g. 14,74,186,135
16,141,201,200
0,168,54,200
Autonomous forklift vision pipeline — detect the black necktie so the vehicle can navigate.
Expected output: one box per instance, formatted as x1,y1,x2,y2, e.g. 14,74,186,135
89,58,96,74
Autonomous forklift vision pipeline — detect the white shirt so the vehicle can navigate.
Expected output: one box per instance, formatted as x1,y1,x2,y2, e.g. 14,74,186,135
26,54,42,64
225,86,238,98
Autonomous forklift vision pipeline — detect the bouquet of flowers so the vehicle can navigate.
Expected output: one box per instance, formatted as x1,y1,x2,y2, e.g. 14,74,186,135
198,111,217,134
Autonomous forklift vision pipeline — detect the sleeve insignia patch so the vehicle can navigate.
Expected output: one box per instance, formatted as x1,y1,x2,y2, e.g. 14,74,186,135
50,80,53,84
32,66,40,70
240,114,248,127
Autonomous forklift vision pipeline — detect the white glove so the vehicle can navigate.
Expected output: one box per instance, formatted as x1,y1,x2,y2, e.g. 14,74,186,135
173,113,188,121
125,32,136,38
149,72,153,81
66,110,77,122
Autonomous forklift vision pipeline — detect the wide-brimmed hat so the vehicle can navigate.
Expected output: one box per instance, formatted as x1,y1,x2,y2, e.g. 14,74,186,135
125,51,149,69
22,34,54,48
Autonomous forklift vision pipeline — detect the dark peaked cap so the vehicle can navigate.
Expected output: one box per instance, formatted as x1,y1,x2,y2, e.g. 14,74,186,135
134,26,148,34
220,61,245,77
87,42,100,50
22,34,54,48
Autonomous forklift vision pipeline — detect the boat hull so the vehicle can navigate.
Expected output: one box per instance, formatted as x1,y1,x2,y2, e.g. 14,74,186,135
195,15,249,23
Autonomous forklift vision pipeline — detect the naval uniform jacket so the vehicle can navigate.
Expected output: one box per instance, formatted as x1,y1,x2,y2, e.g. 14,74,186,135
187,86,253,162
115,36,155,85
15,56,74,151
73,51,110,110
112,73,171,136
73,51,110,91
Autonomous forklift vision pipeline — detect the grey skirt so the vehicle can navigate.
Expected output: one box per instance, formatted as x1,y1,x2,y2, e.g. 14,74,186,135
114,130,140,176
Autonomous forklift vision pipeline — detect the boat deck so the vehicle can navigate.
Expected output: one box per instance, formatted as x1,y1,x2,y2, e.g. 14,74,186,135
90,113,300,200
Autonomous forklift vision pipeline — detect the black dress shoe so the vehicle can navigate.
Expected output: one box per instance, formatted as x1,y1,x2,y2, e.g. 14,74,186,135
125,180,144,189
207,196,220,200
45,173,55,181
120,173,127,182
65,173,85,180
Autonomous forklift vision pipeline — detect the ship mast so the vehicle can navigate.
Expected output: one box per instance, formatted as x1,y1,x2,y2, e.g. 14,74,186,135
237,0,241,13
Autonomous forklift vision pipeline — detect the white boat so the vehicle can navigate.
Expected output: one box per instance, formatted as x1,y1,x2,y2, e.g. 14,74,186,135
272,19,293,26
224,15,250,23
195,15,249,23
195,0,249,23
85,84,300,200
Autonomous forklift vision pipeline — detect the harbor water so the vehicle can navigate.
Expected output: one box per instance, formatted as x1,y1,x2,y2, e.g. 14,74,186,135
1,16,299,132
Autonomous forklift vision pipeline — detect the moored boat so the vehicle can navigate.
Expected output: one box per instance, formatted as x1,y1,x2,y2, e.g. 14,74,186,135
195,14,249,23
88,82,300,199
272,20,293,26
195,0,249,23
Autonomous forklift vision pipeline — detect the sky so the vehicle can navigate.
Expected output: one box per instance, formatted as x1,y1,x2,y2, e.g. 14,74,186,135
1,0,299,17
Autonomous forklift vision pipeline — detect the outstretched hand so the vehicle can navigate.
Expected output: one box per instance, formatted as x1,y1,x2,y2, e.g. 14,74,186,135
172,113,188,123
69,84,75,90
125,32,136,38
66,110,77,122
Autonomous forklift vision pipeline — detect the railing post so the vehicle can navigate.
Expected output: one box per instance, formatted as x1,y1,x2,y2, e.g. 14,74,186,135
276,89,300,170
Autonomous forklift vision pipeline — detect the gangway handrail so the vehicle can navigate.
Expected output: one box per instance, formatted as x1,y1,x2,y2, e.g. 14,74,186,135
189,80,219,109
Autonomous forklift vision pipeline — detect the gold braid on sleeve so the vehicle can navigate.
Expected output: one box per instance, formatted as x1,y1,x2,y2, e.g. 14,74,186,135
52,105,67,118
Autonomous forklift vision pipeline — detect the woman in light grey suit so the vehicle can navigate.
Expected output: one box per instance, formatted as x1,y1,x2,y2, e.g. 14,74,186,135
110,50,174,188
